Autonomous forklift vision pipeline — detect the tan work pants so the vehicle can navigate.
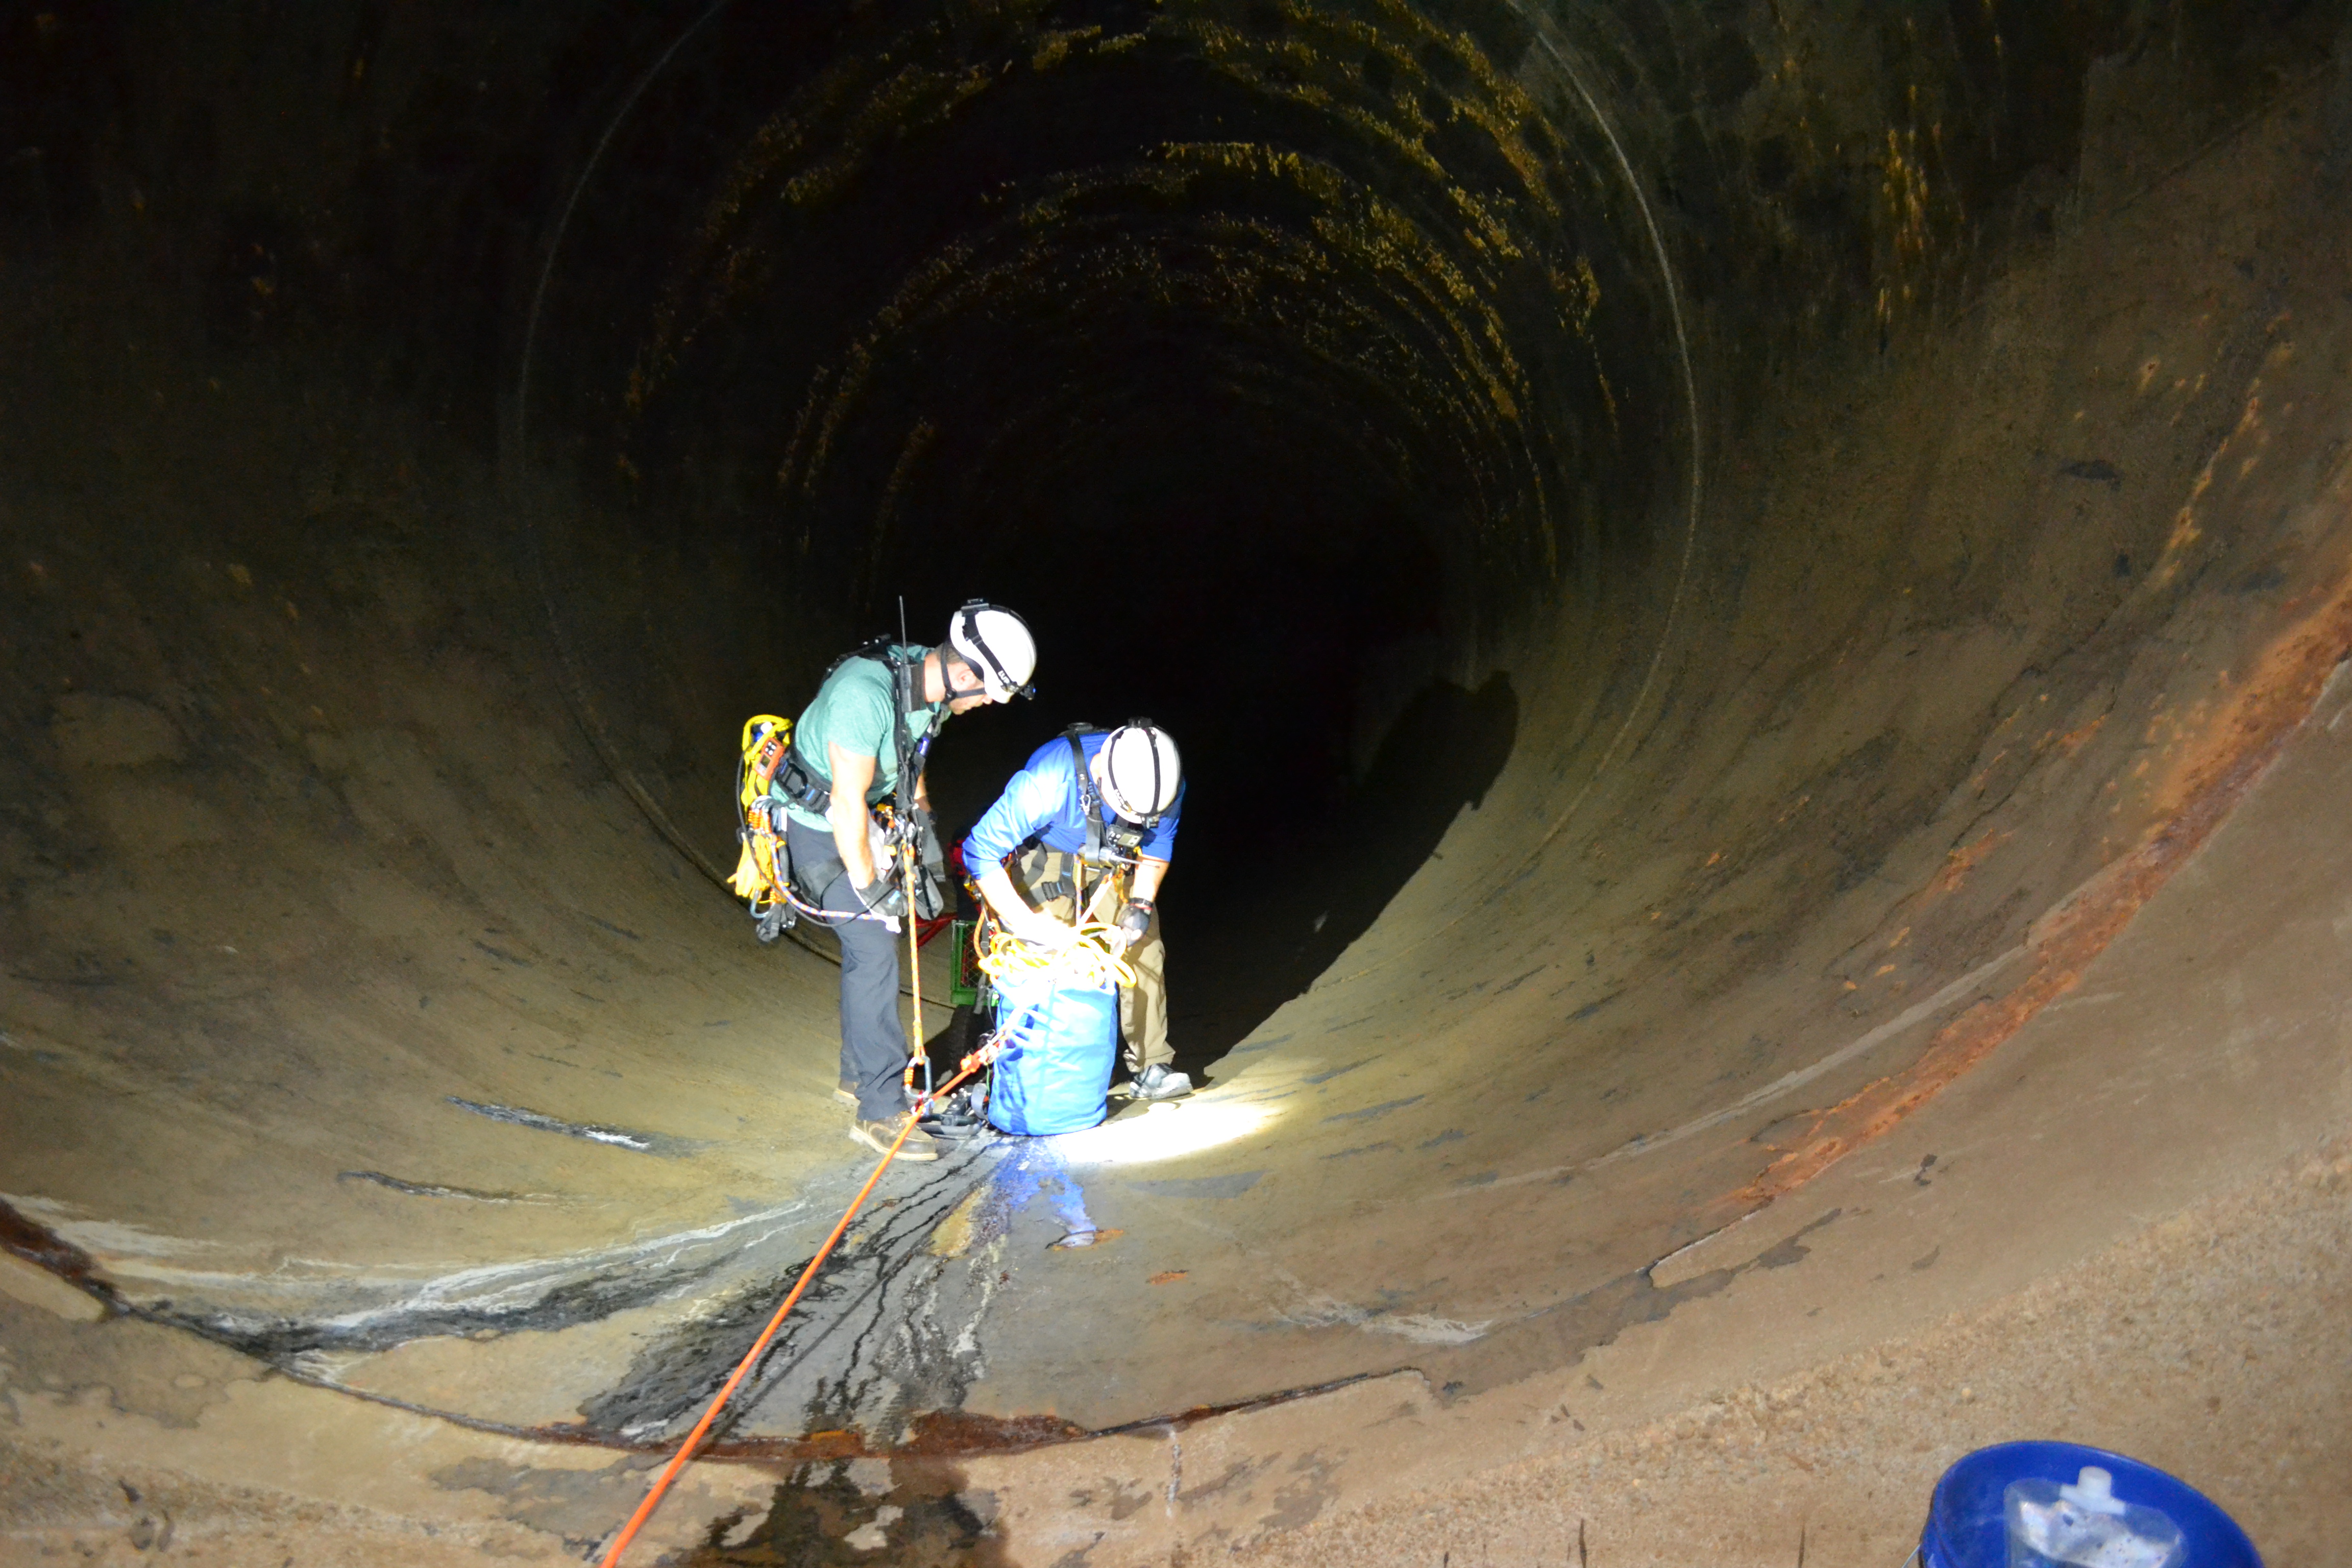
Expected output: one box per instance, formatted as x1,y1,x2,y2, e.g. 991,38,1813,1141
1013,846,1170,1074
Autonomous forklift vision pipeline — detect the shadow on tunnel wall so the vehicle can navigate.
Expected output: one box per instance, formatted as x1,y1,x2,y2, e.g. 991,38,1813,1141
1169,670,1516,1074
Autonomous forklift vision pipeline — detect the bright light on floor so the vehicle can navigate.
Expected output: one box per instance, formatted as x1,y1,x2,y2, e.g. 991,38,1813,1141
1049,1095,1280,1166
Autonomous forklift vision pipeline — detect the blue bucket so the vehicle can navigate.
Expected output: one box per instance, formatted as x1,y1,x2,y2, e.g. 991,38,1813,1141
1921,1442,2261,1568
986,972,1117,1136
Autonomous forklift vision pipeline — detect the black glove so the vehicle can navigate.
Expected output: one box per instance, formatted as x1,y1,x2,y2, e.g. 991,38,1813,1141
1114,898,1154,945
857,877,909,918
753,900,793,944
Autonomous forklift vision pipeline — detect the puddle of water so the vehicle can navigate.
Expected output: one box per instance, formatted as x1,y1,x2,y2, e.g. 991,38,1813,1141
445,1097,704,1156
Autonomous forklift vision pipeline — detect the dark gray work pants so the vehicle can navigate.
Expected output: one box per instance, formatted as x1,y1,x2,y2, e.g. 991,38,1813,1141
786,816,908,1122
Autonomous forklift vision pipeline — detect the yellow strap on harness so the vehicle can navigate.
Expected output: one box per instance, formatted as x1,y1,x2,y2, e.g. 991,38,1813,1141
730,715,794,905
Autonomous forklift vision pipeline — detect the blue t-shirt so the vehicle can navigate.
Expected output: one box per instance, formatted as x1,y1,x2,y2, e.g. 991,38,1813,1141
963,730,1184,868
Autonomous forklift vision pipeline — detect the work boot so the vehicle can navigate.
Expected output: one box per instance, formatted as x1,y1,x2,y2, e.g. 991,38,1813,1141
849,1112,941,1161
1130,1063,1192,1101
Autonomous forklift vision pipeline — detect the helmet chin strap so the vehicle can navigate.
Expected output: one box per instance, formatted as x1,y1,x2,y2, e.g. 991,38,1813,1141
1080,759,1132,827
1099,724,1167,825
956,601,1030,700
1094,766,1158,830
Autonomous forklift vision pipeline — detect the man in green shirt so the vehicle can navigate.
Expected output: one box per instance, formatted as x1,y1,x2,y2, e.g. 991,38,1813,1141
774,602,1037,1160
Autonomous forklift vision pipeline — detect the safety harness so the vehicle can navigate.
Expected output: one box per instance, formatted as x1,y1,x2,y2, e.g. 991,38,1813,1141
1048,721,1166,916
728,642,944,937
770,641,943,819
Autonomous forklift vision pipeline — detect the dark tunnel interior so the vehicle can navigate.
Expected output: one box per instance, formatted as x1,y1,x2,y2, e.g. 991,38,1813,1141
6,0,2352,1559
512,0,1678,1064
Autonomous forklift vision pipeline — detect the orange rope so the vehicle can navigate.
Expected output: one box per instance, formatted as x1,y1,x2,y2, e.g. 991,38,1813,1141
595,1048,991,1567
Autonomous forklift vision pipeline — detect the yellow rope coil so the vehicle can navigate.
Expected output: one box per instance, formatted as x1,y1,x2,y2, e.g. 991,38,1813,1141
975,920,1137,991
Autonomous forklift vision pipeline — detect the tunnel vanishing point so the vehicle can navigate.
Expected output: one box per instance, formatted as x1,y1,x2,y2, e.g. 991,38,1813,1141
5,2,2352,1563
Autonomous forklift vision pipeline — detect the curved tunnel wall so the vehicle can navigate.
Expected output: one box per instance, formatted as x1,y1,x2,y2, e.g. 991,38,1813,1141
518,0,1692,915
5,0,2352,1542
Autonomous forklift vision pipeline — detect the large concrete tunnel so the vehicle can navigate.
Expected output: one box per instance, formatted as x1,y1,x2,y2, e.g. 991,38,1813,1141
5,2,2351,1561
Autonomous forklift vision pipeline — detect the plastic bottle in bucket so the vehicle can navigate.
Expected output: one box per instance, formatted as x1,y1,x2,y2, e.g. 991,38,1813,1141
1920,1442,2261,1568
2004,1467,2180,1568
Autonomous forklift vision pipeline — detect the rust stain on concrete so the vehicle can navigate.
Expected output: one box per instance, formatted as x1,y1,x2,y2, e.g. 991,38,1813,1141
0,1198,118,1314
1730,569,2352,1210
1925,828,2011,897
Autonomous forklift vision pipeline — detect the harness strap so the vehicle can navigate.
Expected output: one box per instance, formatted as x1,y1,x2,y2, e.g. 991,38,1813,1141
1065,723,1161,880
1064,727,1097,855
778,643,942,820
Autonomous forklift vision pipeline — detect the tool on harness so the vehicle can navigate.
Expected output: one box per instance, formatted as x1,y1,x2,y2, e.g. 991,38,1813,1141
727,714,903,932
790,801,929,922
902,802,949,920
824,803,944,920
856,875,910,918
728,715,798,941
873,626,948,924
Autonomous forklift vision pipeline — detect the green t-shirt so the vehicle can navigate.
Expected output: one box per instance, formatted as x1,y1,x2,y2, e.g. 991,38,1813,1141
778,644,942,830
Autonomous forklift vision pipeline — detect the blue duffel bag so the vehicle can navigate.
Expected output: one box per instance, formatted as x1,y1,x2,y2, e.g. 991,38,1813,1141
987,970,1117,1135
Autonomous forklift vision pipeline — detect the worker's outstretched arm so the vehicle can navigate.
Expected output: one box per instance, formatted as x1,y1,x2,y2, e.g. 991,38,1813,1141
974,863,1077,949
1129,856,1168,903
825,743,881,890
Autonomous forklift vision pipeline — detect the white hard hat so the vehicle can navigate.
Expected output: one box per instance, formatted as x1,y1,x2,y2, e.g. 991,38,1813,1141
948,601,1036,702
1098,721,1181,820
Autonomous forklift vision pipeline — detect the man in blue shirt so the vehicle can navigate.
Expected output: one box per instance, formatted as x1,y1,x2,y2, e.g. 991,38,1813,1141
961,721,1190,1099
